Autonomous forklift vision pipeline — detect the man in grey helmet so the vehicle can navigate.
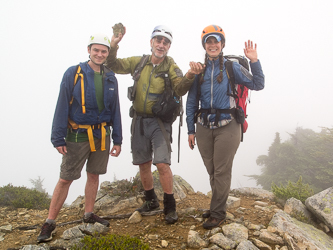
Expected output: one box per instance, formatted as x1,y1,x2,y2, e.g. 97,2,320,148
106,25,201,224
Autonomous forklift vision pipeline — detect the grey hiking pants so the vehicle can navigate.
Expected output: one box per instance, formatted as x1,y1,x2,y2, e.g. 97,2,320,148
196,119,241,220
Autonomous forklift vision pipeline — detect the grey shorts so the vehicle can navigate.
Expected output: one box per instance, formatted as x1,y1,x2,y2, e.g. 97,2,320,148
131,117,171,165
60,136,111,180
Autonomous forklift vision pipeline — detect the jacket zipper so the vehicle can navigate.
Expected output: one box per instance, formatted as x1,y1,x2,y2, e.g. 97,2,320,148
144,65,156,113
210,62,214,108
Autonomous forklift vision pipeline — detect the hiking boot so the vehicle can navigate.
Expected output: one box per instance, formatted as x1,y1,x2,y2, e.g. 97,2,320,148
135,199,160,213
163,193,178,224
165,210,178,224
202,210,210,218
83,213,110,227
203,217,225,230
37,222,56,243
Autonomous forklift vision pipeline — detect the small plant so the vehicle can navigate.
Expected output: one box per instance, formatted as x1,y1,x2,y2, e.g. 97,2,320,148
290,210,309,223
0,184,51,209
271,176,314,204
106,177,144,198
71,234,150,250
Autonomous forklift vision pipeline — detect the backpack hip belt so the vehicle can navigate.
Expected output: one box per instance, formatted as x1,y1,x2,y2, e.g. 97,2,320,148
199,108,236,126
68,118,107,152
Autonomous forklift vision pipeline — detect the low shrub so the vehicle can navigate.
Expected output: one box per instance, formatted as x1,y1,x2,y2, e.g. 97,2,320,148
71,234,150,250
0,184,51,210
271,176,314,204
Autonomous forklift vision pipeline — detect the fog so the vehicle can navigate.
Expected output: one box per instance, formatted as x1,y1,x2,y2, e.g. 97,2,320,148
0,0,332,204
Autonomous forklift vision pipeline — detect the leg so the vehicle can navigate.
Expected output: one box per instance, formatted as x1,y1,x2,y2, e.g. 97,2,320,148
37,178,72,243
156,163,178,223
139,161,154,190
48,178,73,220
83,137,111,227
84,172,99,213
39,140,90,243
196,123,215,203
156,163,173,194
135,161,160,213
210,120,241,219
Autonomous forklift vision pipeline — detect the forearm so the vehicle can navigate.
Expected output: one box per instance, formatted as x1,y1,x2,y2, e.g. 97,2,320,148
105,46,119,70
250,60,265,90
173,75,195,96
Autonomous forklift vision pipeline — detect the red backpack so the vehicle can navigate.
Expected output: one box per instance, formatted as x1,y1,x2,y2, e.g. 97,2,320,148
224,55,250,141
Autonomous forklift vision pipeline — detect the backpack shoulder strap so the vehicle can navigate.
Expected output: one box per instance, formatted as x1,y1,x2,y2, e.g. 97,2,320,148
132,55,150,80
70,65,86,114
73,64,81,86
129,55,150,101
225,60,239,105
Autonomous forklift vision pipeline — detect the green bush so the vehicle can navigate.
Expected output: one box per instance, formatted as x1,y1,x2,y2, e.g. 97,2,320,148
0,184,51,210
71,234,150,250
271,176,314,203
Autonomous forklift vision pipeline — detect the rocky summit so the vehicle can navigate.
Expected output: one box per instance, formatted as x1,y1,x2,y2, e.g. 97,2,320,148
0,174,332,250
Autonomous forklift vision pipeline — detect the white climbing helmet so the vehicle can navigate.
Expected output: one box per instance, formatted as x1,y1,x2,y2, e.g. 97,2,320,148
88,33,111,48
151,25,173,43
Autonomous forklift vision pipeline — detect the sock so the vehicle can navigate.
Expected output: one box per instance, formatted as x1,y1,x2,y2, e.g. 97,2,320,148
46,219,56,225
145,188,157,201
84,212,93,218
164,193,174,201
163,193,175,214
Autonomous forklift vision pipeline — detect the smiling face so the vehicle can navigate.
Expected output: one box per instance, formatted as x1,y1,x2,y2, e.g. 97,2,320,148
204,36,224,59
150,36,171,63
87,44,109,66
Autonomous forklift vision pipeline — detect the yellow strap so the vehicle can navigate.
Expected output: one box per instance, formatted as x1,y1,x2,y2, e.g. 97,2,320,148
78,125,96,152
100,122,107,151
70,66,86,114
74,122,107,152
79,72,86,114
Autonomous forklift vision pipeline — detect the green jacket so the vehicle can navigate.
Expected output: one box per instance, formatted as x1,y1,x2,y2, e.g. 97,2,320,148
106,46,194,115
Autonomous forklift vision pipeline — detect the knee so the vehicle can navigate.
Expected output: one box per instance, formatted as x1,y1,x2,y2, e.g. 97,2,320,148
87,172,99,182
58,178,73,187
139,161,152,174
156,163,171,175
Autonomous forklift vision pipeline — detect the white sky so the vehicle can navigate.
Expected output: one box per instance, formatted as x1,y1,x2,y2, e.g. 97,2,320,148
1,0,332,204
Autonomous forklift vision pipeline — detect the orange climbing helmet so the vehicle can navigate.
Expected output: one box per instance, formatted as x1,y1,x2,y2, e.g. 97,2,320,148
201,25,225,48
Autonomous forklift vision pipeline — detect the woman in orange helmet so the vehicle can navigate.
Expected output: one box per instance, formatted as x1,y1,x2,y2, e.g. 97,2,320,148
186,25,265,229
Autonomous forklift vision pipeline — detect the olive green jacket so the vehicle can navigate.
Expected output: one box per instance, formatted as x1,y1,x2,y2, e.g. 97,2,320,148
106,46,194,115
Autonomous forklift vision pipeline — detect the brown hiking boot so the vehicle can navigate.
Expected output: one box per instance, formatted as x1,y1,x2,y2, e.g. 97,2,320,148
202,210,210,218
37,222,56,243
203,217,225,230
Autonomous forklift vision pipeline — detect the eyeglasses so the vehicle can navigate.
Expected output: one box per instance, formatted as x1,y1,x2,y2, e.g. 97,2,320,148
154,36,171,46
152,29,173,38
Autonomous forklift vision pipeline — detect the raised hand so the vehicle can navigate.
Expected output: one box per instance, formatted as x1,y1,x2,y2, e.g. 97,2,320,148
110,26,126,48
244,40,258,63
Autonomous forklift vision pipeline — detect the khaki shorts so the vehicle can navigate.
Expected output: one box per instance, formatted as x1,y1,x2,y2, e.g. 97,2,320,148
60,136,111,180
131,117,171,165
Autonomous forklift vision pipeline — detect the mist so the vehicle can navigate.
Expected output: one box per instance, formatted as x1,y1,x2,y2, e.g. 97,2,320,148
0,0,332,204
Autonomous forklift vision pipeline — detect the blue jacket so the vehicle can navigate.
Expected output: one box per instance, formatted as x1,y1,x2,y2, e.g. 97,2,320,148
51,62,122,147
186,58,265,134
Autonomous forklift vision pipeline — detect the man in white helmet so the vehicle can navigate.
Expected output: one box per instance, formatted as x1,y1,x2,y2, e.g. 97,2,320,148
106,25,201,224
37,33,122,243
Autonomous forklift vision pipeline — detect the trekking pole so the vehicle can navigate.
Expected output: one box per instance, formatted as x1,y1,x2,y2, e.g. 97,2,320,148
178,97,183,163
